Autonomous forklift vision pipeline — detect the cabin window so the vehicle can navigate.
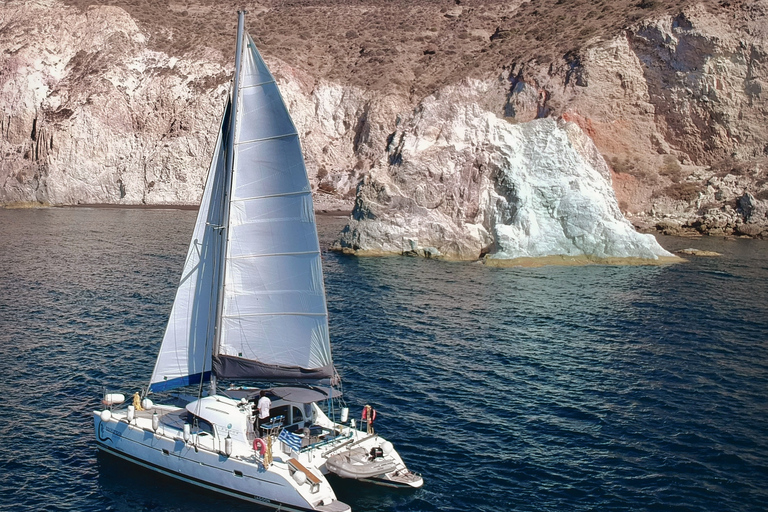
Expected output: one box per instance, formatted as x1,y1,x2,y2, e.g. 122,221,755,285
183,412,215,437
292,406,303,424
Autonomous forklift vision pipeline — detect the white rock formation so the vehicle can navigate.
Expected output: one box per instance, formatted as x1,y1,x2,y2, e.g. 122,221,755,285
336,83,674,262
0,0,401,210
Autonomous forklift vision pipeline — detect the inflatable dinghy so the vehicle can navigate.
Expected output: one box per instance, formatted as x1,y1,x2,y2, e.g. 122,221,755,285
325,447,397,479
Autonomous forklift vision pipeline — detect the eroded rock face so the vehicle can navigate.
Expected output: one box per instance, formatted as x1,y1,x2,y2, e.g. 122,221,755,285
506,4,768,166
502,3,768,234
336,84,674,261
277,71,409,209
2,1,767,261
0,1,401,210
0,0,228,205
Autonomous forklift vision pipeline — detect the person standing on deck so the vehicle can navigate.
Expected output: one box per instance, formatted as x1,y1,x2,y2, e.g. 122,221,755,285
256,390,271,432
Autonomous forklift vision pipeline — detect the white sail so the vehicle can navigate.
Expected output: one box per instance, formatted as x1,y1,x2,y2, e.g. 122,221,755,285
148,102,232,392
213,36,333,381
149,33,333,391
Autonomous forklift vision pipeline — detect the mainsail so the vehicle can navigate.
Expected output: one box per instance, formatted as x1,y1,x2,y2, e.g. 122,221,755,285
149,31,333,393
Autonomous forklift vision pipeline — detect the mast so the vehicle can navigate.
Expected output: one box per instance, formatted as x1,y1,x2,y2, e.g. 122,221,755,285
211,11,246,395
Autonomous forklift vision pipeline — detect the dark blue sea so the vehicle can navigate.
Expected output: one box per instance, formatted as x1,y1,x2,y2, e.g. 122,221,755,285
1,207,767,512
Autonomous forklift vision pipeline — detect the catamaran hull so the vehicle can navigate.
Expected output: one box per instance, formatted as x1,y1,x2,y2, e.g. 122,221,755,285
94,414,348,512
96,443,323,511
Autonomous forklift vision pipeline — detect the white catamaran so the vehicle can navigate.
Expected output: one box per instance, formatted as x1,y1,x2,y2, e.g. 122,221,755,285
93,12,422,511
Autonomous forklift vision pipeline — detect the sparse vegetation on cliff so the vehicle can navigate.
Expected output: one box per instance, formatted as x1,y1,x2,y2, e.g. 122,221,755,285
59,0,723,95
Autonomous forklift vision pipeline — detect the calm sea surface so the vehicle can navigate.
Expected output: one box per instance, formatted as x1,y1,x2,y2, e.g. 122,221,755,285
1,207,767,512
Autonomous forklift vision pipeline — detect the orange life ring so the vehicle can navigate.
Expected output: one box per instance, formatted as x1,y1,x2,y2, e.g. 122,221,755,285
253,437,267,456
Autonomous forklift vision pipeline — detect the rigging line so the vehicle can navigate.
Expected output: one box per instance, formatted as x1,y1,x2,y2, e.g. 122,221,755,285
230,190,311,203
227,250,320,259
240,79,276,89
177,260,201,288
234,132,298,146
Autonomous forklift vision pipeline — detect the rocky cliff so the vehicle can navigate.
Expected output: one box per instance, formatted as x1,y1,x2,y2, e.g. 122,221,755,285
502,2,768,237
334,83,675,262
0,0,389,209
0,0,226,205
1,0,767,260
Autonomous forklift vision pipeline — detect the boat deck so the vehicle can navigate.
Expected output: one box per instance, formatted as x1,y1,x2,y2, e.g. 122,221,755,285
125,406,186,433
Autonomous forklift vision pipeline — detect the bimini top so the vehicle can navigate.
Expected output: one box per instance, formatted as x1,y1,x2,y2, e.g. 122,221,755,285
223,386,342,404
270,386,343,404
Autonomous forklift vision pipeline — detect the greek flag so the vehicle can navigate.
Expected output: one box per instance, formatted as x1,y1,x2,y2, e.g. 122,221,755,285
278,429,303,452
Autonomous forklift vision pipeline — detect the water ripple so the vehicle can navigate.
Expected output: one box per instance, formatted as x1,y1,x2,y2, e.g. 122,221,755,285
1,210,768,512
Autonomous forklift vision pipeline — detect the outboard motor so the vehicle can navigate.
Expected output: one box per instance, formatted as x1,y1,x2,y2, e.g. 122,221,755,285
369,447,384,460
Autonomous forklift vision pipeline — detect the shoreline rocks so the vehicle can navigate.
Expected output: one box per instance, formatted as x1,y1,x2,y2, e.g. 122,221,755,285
676,248,722,257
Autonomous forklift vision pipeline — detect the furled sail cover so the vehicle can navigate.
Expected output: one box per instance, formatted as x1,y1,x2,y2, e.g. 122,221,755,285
212,35,334,382
148,102,232,392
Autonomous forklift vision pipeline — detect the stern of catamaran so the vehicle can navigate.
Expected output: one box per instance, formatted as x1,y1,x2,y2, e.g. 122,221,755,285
220,384,423,488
